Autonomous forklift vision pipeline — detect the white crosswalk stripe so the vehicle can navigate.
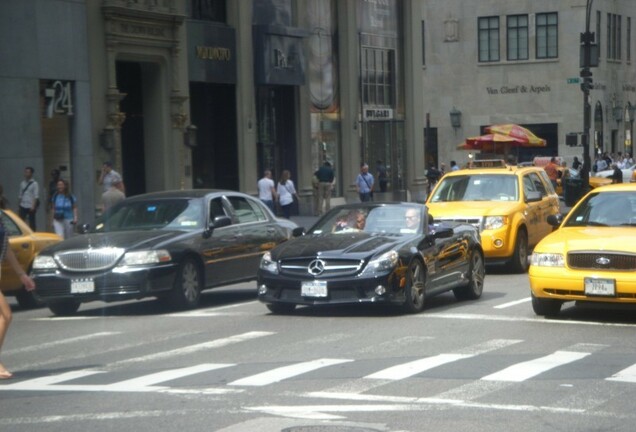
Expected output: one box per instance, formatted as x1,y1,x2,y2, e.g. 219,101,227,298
482,350,591,382
229,358,353,386
607,364,636,383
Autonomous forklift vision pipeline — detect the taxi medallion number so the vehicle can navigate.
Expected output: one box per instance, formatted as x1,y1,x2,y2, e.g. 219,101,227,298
584,277,615,296
71,279,95,294
301,280,328,297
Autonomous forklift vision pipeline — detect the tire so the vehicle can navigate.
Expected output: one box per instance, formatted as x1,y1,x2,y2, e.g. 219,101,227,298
168,257,202,310
402,259,426,314
15,289,44,309
266,303,296,315
454,249,485,301
48,300,81,316
531,293,562,317
510,229,529,273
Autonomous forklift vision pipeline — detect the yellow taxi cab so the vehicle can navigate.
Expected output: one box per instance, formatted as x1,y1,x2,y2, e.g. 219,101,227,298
529,183,636,316
0,209,61,308
426,159,560,273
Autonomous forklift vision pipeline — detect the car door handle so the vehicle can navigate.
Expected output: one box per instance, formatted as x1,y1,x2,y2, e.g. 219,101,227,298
267,228,277,233
21,243,30,249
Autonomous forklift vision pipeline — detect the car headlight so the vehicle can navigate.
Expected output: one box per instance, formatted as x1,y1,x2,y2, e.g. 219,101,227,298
260,252,279,274
530,252,564,267
119,250,172,266
484,216,507,230
360,250,399,276
32,255,58,270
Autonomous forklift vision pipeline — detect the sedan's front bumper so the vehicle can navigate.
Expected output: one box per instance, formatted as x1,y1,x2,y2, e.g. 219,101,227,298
32,263,179,303
257,271,405,307
529,266,636,304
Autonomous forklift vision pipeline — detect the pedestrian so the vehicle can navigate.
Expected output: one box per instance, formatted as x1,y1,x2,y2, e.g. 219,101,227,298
47,169,61,208
544,157,559,190
0,209,36,379
98,161,125,194
0,184,8,209
356,163,374,202
257,169,277,214
18,166,39,231
102,184,126,212
376,159,388,192
276,170,299,219
314,160,335,215
51,179,78,239
611,163,623,183
425,164,441,194
450,160,460,171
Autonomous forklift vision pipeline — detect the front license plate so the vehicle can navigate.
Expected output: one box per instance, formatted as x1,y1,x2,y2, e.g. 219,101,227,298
584,277,615,296
71,279,95,294
301,280,328,297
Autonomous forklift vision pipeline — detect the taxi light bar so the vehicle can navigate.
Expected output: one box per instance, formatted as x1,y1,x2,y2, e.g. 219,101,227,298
470,159,508,168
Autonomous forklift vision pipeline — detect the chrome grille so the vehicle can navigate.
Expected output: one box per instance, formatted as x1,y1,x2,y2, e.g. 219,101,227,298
568,252,636,271
437,217,483,232
280,257,364,278
55,248,126,272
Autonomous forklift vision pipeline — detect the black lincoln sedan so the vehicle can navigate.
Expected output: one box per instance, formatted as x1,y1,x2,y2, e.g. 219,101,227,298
257,202,485,314
32,190,296,316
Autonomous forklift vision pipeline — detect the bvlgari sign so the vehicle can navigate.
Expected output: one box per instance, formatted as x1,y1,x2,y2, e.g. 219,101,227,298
364,108,394,121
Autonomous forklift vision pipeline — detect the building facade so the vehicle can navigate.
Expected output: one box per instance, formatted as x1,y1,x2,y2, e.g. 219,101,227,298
2,0,633,228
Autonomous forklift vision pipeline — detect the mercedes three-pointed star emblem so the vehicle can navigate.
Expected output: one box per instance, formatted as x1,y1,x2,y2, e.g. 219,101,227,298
307,259,325,276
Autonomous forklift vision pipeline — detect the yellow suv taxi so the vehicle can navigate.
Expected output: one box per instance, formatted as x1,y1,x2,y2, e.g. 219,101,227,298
426,160,560,273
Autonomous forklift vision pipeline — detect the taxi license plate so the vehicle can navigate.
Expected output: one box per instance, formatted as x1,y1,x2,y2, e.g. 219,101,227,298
584,277,615,296
71,279,95,294
301,280,327,297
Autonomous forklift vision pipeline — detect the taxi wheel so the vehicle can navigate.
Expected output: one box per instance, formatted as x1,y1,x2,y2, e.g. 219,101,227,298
403,259,426,314
48,300,80,316
266,303,296,315
170,257,202,310
531,293,562,316
510,229,529,273
454,249,485,301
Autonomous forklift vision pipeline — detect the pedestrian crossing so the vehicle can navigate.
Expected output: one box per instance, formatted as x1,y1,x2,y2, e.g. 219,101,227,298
3,333,636,401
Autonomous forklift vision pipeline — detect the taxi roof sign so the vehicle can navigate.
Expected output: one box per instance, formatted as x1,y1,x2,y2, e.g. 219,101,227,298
470,159,508,168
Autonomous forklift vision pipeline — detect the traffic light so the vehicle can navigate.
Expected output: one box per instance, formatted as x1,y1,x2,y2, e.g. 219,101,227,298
566,133,578,147
580,69,593,92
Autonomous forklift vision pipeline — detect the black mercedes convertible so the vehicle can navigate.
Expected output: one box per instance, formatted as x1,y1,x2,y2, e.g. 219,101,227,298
257,202,485,314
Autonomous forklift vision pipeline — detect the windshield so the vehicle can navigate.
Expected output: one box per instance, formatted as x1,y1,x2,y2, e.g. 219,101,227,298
95,198,204,232
309,205,427,236
564,191,636,227
430,174,518,202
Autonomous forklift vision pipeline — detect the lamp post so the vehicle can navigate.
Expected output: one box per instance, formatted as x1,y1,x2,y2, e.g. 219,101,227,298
580,0,597,192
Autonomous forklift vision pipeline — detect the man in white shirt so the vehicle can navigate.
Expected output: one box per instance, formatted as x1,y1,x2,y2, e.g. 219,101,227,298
18,166,39,230
257,170,277,213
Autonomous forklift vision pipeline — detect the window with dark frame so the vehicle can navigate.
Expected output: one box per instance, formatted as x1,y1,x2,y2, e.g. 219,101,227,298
607,12,612,59
607,13,623,61
478,16,500,62
536,12,558,59
190,0,226,22
507,14,529,61
628,17,631,62
617,15,622,60
597,10,602,60
361,47,395,107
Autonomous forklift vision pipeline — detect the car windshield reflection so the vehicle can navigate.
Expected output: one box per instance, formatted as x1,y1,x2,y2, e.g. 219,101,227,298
565,191,636,227
430,175,519,202
309,205,426,236
95,199,203,232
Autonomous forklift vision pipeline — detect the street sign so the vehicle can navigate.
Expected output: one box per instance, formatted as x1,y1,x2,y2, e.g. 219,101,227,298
567,78,580,84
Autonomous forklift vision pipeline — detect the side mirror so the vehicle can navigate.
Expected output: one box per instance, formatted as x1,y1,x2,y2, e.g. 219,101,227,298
78,223,90,234
547,213,563,227
525,191,542,202
203,215,232,238
292,227,306,237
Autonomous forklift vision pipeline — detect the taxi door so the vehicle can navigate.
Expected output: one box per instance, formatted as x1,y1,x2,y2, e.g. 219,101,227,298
522,172,554,246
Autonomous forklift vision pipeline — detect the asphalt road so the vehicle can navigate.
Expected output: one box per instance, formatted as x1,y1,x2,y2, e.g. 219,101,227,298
2,268,636,432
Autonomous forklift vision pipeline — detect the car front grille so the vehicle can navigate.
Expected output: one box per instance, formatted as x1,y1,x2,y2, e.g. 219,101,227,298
279,257,364,278
55,248,126,272
437,217,483,232
567,252,636,271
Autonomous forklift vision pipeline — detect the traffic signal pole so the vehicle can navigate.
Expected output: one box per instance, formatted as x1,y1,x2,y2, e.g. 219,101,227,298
580,0,594,192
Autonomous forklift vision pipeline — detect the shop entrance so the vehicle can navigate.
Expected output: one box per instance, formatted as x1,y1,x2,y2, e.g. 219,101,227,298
190,82,238,190
256,86,297,185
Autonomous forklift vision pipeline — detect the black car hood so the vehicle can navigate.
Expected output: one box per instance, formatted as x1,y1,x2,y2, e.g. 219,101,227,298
41,230,194,254
271,232,410,260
